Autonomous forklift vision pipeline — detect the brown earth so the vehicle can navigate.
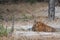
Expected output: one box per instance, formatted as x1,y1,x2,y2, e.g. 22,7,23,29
0,34,60,40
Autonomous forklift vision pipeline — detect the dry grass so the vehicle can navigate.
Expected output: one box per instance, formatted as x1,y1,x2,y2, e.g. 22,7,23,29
0,36,14,40
0,2,48,28
12,33,60,40
0,32,60,40
0,2,48,21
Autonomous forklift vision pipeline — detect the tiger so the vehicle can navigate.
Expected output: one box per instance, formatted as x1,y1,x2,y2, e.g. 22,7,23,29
32,21,56,32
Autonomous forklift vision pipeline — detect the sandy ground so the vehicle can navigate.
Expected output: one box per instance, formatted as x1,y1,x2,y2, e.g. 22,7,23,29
13,32,60,40
0,32,60,40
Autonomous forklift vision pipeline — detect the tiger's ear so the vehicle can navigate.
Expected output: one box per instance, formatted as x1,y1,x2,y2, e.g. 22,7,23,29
34,19,40,24
34,19,39,24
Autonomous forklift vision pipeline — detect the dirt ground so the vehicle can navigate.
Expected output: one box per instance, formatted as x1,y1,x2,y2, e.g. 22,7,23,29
0,32,60,40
